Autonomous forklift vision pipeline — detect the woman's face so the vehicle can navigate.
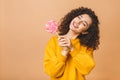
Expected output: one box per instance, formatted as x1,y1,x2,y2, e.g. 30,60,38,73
69,14,92,34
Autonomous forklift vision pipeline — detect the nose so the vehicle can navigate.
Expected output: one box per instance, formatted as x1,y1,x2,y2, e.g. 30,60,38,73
78,20,83,25
76,17,83,25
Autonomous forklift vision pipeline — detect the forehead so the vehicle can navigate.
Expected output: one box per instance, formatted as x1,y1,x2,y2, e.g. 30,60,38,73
79,14,92,25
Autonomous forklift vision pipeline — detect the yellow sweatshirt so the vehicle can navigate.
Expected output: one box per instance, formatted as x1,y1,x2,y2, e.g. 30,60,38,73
44,36,95,80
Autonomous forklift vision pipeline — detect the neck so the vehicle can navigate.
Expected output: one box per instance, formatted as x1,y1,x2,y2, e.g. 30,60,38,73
66,30,79,39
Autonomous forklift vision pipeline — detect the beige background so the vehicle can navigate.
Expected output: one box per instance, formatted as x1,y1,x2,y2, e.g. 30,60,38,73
0,0,120,80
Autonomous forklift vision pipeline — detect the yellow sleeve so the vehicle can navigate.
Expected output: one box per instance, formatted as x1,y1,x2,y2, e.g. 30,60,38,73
70,46,95,75
44,36,67,78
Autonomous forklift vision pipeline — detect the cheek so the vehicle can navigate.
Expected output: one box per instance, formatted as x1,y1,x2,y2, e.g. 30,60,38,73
78,25,88,32
69,22,73,29
78,25,85,29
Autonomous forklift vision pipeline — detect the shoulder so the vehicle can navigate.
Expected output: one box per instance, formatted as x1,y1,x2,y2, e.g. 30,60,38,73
81,45,94,54
49,35,58,41
47,35,58,44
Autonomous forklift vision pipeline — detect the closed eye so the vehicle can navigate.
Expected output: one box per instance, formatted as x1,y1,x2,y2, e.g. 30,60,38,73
83,23,86,26
83,21,88,26
78,16,87,27
80,16,89,27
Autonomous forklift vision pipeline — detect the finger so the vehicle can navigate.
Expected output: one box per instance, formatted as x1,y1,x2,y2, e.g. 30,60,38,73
59,41,68,45
58,39,67,42
59,43,68,47
59,42,69,47
58,36,66,40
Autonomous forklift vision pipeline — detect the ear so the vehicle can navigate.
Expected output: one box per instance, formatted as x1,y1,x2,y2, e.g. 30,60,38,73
81,31,88,34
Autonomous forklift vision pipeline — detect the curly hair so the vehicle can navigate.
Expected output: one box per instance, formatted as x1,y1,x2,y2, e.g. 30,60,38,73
58,7,100,50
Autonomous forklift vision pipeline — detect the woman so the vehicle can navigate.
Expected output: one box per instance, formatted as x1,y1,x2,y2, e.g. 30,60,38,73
44,7,100,80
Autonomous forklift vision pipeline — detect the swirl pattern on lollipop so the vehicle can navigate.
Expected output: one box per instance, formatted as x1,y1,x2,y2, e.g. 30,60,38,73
45,20,58,34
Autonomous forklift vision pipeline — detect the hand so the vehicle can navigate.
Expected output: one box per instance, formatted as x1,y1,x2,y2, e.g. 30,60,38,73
58,35,71,56
58,36,71,48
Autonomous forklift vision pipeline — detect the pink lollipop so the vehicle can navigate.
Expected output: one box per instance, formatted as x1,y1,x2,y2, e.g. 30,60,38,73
45,20,58,34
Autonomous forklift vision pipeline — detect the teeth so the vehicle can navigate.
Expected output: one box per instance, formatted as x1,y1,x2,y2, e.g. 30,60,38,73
73,22,78,28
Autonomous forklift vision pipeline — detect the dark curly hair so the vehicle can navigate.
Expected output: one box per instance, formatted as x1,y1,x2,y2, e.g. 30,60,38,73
58,7,100,50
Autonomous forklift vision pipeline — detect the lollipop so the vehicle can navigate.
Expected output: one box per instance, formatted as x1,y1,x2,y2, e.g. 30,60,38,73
45,20,58,34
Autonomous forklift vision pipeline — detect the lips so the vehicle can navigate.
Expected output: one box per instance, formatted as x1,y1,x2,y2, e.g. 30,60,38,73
73,21,79,28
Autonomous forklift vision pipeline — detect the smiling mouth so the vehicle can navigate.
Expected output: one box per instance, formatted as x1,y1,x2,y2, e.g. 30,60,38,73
73,22,79,28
